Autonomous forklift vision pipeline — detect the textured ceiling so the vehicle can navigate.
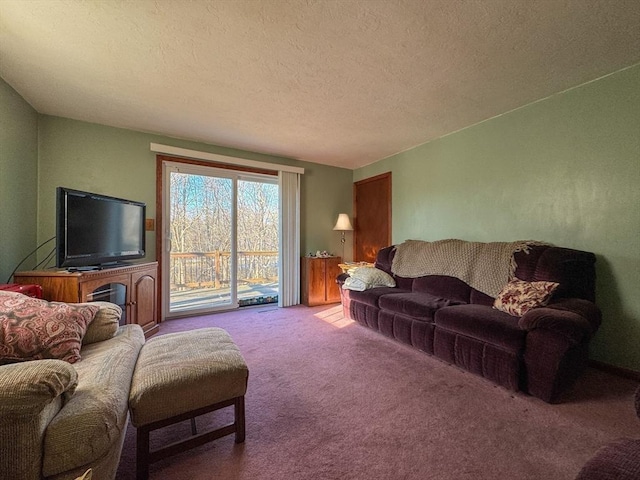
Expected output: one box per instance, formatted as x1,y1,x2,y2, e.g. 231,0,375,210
1,0,639,170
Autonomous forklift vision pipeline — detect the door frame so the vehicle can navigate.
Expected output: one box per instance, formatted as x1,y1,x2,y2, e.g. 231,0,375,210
155,154,277,320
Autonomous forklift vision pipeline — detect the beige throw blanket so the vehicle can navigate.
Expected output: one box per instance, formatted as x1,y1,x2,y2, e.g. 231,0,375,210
391,239,544,298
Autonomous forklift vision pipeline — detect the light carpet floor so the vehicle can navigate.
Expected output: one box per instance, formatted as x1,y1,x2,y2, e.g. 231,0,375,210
116,304,640,479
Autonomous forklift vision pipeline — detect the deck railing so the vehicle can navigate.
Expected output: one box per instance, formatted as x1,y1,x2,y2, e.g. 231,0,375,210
170,251,278,290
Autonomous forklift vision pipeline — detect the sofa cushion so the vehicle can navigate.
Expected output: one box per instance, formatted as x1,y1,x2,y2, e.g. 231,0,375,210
379,292,461,321
435,304,526,353
346,287,410,308
512,246,548,281
0,292,99,364
470,288,495,306
493,278,559,317
395,276,415,290
42,324,145,477
532,247,597,302
411,275,471,304
374,245,395,274
82,302,121,345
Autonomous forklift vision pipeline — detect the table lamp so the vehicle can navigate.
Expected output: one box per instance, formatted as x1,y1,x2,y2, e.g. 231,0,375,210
333,213,353,260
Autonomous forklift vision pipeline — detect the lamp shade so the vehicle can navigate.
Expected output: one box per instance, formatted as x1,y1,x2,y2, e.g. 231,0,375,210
333,213,353,231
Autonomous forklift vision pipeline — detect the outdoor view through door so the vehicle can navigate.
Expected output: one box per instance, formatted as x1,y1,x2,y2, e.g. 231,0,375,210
168,166,279,315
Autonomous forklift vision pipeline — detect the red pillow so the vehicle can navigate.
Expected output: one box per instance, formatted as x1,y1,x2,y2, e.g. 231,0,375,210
0,292,99,364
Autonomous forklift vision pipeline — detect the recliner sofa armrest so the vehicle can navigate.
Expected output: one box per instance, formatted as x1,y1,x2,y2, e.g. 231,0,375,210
545,298,602,333
0,359,77,415
518,299,601,344
0,360,78,479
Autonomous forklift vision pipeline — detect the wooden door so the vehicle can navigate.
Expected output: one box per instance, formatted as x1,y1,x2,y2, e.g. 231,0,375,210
353,172,391,262
132,268,158,334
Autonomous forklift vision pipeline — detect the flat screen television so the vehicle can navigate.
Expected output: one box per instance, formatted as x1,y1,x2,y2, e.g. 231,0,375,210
56,187,146,268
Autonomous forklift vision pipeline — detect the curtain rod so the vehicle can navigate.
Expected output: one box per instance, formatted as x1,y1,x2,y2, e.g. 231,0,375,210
150,143,305,175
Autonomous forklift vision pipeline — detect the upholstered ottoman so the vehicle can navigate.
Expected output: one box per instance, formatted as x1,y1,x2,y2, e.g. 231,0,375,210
129,328,249,480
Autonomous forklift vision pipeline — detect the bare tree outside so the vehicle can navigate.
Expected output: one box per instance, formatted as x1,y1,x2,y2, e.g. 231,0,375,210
169,172,279,312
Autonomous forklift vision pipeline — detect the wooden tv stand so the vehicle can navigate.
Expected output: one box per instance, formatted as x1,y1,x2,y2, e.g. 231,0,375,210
14,262,159,337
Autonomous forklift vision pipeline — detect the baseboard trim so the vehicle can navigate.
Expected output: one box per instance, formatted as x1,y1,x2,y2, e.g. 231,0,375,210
590,360,640,382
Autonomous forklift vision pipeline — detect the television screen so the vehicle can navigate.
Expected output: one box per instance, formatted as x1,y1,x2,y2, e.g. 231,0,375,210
56,187,146,268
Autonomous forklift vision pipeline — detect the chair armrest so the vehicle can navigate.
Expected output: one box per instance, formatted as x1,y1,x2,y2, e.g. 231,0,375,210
0,359,77,416
546,298,602,333
518,299,601,343
0,360,78,479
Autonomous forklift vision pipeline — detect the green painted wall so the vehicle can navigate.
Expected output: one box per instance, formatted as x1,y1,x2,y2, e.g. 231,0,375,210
36,116,353,264
355,64,640,371
0,78,38,283
5,63,637,370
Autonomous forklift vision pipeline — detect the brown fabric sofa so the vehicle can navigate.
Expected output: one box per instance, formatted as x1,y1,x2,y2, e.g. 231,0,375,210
0,302,145,480
575,386,640,479
338,241,601,403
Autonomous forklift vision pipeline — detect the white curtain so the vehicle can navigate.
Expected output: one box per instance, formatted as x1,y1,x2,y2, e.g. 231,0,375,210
278,171,301,307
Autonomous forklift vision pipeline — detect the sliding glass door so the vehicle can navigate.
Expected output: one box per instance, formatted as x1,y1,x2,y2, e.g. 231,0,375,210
163,162,278,318
236,178,279,307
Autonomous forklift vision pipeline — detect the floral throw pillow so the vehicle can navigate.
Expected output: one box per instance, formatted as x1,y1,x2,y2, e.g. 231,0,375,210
0,291,99,364
493,278,559,317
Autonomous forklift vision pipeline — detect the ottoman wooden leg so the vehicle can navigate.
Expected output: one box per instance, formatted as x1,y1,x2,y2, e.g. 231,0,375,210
136,425,151,480
235,396,245,443
134,396,246,479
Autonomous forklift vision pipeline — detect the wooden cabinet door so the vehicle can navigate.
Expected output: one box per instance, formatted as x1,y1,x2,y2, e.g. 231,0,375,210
79,273,130,324
301,257,342,306
131,269,158,335
79,274,130,303
306,258,326,306
325,257,342,303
